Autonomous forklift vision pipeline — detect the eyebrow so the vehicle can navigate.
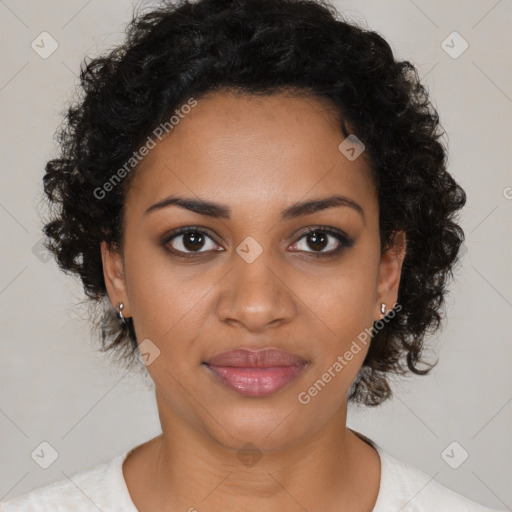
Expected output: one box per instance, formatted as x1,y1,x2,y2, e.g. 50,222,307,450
144,194,365,222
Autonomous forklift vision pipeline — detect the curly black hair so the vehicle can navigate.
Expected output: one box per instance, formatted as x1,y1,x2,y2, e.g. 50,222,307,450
40,0,466,406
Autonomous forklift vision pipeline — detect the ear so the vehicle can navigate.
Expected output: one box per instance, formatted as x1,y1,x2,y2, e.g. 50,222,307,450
100,240,131,318
375,230,406,320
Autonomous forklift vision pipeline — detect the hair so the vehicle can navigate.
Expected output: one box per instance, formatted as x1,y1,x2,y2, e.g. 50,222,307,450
40,0,466,406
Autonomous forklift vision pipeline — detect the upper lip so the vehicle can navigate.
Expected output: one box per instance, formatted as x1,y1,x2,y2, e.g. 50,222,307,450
204,348,308,368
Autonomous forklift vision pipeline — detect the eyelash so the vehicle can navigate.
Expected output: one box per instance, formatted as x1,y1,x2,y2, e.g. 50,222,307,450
162,225,353,260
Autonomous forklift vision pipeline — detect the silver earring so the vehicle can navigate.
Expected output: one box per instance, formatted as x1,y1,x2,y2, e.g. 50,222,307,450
380,303,386,317
118,302,126,323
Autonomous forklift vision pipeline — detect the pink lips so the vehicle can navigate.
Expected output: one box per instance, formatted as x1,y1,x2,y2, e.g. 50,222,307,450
204,348,308,397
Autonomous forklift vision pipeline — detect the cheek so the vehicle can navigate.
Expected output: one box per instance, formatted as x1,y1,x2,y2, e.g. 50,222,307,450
300,259,378,342
123,241,209,345
293,259,378,394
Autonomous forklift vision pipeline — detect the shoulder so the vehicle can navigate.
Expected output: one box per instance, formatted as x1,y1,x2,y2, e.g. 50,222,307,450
0,451,129,512
374,443,505,512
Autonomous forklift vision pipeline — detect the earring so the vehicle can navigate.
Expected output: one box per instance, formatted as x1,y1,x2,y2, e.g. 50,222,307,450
380,303,386,318
118,302,126,323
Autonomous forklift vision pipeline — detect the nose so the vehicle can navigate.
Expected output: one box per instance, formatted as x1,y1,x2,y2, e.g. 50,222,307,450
216,248,297,332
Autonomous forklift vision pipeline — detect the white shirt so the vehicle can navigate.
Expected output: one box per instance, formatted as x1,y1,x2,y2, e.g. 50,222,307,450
0,434,505,512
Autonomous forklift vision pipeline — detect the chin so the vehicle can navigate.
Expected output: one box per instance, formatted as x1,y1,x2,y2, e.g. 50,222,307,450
203,402,308,453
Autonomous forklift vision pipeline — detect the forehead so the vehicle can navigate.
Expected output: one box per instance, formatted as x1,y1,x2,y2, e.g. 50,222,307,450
126,91,376,220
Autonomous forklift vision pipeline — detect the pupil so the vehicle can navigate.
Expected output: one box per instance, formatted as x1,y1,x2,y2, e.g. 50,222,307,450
183,231,204,251
308,231,327,251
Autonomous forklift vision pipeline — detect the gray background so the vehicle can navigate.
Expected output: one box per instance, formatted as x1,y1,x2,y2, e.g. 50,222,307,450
1,0,511,509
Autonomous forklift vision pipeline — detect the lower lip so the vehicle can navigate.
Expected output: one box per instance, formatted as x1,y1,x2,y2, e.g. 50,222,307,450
204,364,306,397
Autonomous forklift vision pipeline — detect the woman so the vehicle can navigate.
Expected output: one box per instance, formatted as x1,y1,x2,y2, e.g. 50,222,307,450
1,0,504,510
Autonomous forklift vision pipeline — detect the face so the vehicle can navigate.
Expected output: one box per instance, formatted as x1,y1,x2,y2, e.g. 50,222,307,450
102,91,405,452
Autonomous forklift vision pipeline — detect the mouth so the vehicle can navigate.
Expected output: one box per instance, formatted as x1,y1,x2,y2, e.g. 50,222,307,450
202,348,308,397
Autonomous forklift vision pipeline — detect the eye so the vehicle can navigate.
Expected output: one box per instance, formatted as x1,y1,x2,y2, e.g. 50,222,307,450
162,225,353,260
289,227,353,258
162,227,222,258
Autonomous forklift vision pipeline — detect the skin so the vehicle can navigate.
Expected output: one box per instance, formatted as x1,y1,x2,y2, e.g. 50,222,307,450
101,90,406,512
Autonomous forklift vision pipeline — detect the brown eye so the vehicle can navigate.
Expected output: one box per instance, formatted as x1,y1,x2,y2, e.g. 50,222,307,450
304,231,329,251
290,227,353,258
163,228,222,257
180,231,206,251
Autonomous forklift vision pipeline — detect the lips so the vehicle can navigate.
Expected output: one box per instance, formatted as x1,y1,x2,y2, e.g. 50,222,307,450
203,348,308,397
205,348,307,367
